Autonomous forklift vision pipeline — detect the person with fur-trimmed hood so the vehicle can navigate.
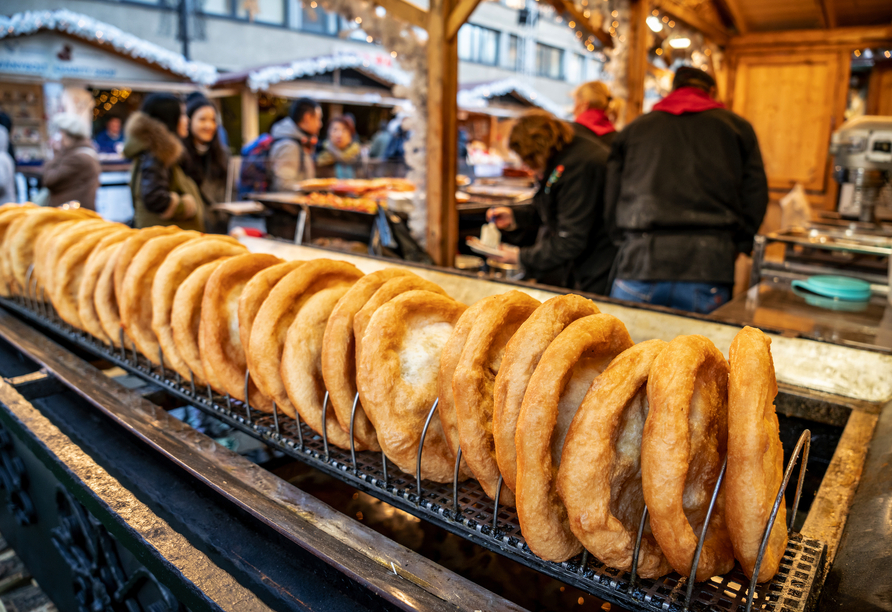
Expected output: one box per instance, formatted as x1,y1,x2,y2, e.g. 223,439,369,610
123,93,205,230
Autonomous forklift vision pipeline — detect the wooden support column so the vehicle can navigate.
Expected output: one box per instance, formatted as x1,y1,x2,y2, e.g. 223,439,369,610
426,0,459,266
624,0,649,124
240,88,260,145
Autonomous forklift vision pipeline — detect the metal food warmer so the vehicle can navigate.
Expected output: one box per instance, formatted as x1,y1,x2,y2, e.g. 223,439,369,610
0,237,889,612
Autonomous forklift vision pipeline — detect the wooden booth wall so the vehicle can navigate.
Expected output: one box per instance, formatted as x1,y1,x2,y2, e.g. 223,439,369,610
724,26,892,225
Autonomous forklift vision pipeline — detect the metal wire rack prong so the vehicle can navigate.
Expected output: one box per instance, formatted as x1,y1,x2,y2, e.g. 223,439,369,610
452,446,463,517
745,429,811,612
321,390,330,461
416,397,439,503
243,370,252,424
683,457,728,611
349,392,360,474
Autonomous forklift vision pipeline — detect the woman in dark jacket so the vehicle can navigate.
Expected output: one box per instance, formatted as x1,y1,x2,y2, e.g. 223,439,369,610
487,110,616,295
123,93,204,231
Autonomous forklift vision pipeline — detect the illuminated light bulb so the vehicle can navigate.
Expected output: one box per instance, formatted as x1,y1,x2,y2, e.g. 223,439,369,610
652,9,659,15
612,20,619,26
366,35,373,42
611,10,617,16
355,16,362,23
854,49,861,57
668,20,675,27
885,51,891,58
662,15,668,22
576,31,583,38
646,15,662,31
391,50,397,57
655,47,663,55
569,21,575,27
669,37,691,48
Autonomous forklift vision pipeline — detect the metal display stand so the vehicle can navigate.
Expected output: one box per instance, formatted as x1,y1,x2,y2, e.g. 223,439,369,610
1,287,826,612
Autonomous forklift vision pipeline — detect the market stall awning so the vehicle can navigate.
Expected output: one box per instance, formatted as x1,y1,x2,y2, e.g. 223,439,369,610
0,9,218,86
457,78,566,118
214,52,411,106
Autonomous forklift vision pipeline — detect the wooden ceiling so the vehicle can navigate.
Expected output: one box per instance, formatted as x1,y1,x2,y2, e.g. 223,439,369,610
680,0,892,35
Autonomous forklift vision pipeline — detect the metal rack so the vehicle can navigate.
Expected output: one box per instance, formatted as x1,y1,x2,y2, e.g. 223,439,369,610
0,285,826,612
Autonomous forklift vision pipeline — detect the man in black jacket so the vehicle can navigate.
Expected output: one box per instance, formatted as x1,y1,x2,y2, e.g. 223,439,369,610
488,111,616,295
604,67,768,313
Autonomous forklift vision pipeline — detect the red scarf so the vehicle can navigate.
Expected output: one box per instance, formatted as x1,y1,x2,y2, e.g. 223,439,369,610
652,86,725,115
575,108,616,136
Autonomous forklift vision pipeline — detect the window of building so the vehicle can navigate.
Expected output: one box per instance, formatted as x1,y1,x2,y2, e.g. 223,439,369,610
566,53,585,84
301,5,336,33
458,24,499,66
198,0,231,16
236,0,285,24
536,43,563,80
507,34,522,71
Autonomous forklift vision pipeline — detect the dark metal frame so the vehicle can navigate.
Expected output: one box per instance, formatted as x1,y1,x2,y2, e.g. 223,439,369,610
1,281,826,612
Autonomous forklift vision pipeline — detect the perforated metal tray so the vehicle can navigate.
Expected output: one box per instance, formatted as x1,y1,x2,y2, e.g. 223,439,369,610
0,296,826,612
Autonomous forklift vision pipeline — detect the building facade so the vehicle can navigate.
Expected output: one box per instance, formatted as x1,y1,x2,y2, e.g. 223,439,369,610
2,0,604,110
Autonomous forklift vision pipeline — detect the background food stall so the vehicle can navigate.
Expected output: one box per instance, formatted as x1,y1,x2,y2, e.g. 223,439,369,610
0,9,217,220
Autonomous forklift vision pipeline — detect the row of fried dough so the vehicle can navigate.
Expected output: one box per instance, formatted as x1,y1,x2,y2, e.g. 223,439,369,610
0,205,786,585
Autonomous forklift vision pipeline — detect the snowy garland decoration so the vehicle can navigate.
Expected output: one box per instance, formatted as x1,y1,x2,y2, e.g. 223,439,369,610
247,52,411,91
457,78,566,118
0,9,218,85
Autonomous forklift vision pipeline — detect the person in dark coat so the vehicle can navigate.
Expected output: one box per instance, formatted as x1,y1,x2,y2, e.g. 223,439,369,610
487,110,617,295
123,93,204,231
572,81,617,149
604,67,768,314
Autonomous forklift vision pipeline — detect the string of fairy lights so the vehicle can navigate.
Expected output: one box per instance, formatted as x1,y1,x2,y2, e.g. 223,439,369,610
93,88,131,120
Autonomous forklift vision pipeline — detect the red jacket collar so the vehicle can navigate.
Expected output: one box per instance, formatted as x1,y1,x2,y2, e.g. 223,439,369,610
652,86,725,115
575,108,616,136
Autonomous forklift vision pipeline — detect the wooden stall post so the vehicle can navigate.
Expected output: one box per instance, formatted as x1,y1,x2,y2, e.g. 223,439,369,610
426,0,459,266
241,88,260,145
624,0,650,124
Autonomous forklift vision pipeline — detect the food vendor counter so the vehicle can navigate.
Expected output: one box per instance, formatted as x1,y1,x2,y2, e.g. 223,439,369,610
0,236,890,611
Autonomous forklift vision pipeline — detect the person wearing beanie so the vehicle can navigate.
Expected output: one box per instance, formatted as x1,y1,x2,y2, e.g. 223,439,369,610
123,92,205,230
604,66,768,314
42,113,101,209
180,95,229,215
316,115,361,179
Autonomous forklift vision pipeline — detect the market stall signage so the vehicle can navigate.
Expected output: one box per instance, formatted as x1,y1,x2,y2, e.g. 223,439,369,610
0,32,177,83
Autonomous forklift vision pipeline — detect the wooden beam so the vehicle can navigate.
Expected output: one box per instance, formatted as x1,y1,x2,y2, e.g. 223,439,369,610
446,0,483,40
624,0,649,124
714,0,748,34
729,24,892,49
819,0,837,29
426,0,459,266
545,0,614,49
653,0,729,46
373,0,427,30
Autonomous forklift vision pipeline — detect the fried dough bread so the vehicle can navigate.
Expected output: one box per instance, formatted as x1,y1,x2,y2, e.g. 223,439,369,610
557,340,672,578
356,290,466,482
493,295,599,495
642,335,734,581
515,313,633,562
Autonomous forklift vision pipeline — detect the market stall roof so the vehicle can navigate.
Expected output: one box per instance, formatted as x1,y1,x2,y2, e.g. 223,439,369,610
213,52,410,106
458,78,565,118
654,0,892,42
0,9,218,86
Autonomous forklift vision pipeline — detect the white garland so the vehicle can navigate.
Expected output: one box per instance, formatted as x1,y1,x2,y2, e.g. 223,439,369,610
0,9,218,85
247,51,411,91
457,78,566,117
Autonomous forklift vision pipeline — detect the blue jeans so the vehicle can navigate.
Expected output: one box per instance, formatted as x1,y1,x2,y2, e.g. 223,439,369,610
610,280,732,314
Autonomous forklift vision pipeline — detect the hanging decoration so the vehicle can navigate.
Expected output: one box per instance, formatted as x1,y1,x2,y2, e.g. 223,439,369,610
0,9,218,85
242,0,261,22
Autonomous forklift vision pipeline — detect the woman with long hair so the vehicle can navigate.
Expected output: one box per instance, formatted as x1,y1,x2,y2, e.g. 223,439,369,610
123,93,204,230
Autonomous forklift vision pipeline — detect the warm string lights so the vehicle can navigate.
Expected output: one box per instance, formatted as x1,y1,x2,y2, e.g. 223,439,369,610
93,88,131,120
